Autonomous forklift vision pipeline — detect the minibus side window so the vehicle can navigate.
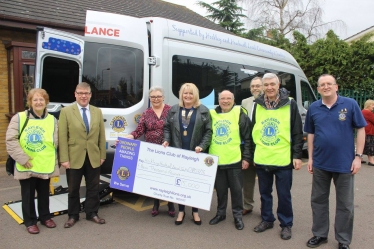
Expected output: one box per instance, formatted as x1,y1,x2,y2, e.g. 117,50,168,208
300,80,317,109
172,55,296,105
83,42,144,108
279,73,297,101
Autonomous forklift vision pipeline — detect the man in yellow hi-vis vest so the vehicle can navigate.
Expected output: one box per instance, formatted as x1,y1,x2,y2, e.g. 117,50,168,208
252,73,303,240
209,90,253,230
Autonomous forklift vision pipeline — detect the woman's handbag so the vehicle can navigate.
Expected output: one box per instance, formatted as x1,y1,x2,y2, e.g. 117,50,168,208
6,111,30,176
5,155,16,176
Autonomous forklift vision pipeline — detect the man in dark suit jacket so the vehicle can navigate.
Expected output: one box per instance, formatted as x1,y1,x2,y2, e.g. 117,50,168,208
241,77,263,215
59,82,106,228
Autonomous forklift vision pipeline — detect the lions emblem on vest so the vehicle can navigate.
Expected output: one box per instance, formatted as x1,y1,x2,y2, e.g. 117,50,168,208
213,120,232,145
110,116,128,132
260,118,281,146
23,126,47,152
117,166,130,180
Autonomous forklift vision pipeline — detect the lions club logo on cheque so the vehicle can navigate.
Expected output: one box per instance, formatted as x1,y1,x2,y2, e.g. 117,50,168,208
116,166,130,180
204,156,214,166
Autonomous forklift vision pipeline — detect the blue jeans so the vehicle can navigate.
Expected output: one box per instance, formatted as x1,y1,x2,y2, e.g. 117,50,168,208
256,167,293,227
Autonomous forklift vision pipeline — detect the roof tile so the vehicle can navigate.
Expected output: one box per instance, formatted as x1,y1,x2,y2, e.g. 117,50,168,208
0,0,231,34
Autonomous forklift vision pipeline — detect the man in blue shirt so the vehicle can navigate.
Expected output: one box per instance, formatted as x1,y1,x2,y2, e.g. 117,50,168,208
304,74,366,249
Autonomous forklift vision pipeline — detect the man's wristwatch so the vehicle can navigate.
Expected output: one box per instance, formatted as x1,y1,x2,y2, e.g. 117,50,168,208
355,153,363,158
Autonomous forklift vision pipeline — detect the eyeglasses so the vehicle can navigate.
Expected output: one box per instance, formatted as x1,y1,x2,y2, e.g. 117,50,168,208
76,92,91,96
150,95,163,99
250,84,262,89
318,83,336,88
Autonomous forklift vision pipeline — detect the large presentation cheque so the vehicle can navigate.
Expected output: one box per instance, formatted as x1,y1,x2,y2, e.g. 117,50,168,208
110,137,218,210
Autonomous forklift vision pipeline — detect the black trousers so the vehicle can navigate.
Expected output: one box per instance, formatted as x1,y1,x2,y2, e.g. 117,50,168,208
66,155,101,220
19,177,51,227
214,167,243,219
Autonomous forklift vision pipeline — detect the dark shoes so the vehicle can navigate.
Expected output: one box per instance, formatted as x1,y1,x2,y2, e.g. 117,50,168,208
254,221,274,232
175,212,185,225
64,218,77,228
209,215,226,225
281,226,292,240
307,236,328,248
338,243,350,249
65,216,104,227
192,212,202,225
234,218,244,230
368,162,374,166
152,202,175,217
151,205,159,217
41,219,56,228
242,209,253,215
89,215,105,224
26,225,40,234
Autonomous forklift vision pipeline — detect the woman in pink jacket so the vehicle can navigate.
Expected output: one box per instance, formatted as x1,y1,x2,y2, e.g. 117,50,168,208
362,99,374,165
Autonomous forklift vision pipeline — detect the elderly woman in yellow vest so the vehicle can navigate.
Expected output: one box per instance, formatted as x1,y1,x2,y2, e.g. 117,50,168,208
6,88,59,235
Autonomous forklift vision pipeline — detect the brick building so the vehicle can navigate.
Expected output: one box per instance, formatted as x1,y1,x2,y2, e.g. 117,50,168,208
0,0,229,163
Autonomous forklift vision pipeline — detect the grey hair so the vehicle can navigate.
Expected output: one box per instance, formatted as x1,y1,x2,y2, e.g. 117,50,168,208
262,73,280,84
250,76,263,85
76,82,91,91
149,86,164,96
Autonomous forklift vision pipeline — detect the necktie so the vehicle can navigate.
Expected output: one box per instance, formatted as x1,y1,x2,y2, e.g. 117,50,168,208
82,107,89,134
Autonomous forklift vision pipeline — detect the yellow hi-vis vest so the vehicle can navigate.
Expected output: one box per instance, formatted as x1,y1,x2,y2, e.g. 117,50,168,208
16,112,56,174
209,106,242,166
253,101,291,166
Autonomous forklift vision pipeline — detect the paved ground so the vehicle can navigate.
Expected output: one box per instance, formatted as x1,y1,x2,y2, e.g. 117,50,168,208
1,159,374,249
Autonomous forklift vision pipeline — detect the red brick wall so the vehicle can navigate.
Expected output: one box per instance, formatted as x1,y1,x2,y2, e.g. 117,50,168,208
0,29,36,163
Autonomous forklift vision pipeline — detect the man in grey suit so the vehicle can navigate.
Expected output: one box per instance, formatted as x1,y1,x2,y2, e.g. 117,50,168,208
59,82,106,228
240,77,263,215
